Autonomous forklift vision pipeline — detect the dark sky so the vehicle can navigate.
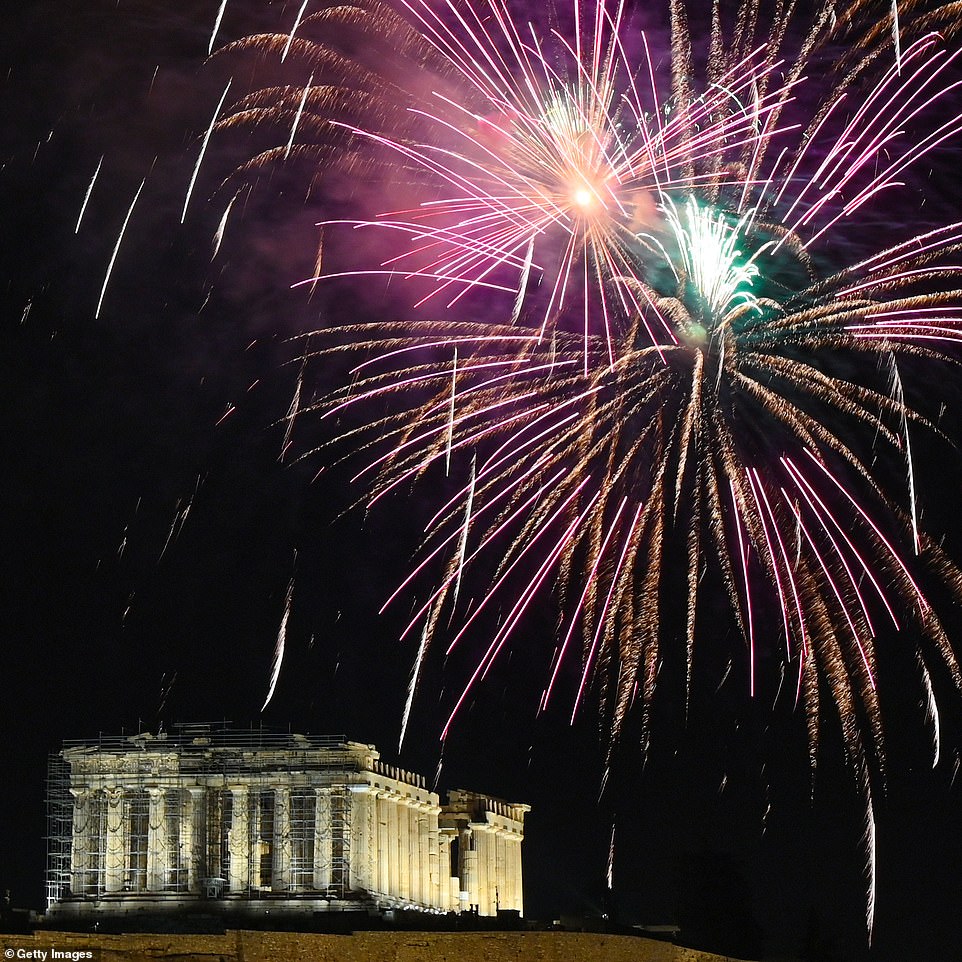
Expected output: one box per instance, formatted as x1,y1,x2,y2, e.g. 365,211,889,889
3,3,962,961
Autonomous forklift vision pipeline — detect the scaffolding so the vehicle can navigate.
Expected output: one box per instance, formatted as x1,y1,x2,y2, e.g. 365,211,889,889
329,783,351,897
45,752,72,908
45,725,360,909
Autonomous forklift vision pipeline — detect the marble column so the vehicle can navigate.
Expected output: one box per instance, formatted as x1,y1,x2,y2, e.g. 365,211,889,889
187,787,206,893
475,827,489,914
228,786,250,893
349,785,373,892
376,792,390,896
418,802,437,905
495,829,507,912
313,787,331,891
146,788,168,891
511,835,523,913
272,785,291,892
502,832,514,911
104,788,125,893
69,789,90,894
460,826,477,911
485,828,499,914
397,797,410,900
438,827,456,912
421,806,435,907
174,791,190,892
387,794,399,897
405,803,418,904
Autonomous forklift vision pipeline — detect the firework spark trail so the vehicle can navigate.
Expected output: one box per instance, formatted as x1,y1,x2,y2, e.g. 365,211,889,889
782,488,875,685
262,574,294,711
862,763,878,939
441,485,601,739
75,155,103,234
919,653,941,767
887,357,921,554
379,462,571,618
158,475,203,563
446,347,457,474
212,188,241,259
281,349,308,461
748,468,809,667
284,75,314,159
395,461,595,649
607,822,616,890
95,177,146,320
208,0,228,54
802,451,929,611
182,79,232,224
510,237,534,325
731,481,756,697
399,608,431,750
571,500,647,722
892,1,902,72
440,472,600,651
281,0,311,62
781,457,899,631
544,495,629,708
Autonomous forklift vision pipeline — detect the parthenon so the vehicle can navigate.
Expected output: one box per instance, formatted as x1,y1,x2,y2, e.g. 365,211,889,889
45,727,528,922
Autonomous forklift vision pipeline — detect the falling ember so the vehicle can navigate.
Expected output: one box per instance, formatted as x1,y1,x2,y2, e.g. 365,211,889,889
262,575,294,712
607,822,616,890
919,653,942,768
74,155,103,234
861,764,878,940
510,238,534,326
158,475,203,563
182,79,232,224
887,357,920,555
282,345,309,462
284,74,314,159
208,0,228,55
399,607,431,750
891,0,902,72
281,0,311,63
211,188,241,259
95,177,145,320
445,348,457,476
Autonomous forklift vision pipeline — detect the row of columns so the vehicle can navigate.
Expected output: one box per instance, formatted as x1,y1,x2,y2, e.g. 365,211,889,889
459,822,524,915
368,787,452,909
69,785,342,897
66,781,522,915
71,786,208,895
225,784,347,894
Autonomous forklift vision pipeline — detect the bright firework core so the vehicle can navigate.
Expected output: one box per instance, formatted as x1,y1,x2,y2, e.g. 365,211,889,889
572,185,596,209
643,198,771,344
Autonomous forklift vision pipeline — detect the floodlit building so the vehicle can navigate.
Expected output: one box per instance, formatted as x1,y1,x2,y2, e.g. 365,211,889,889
45,726,528,924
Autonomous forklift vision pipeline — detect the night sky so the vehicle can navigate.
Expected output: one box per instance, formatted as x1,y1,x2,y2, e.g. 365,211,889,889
3,3,962,961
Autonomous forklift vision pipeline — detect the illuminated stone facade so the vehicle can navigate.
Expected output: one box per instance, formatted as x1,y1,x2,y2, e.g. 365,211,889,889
46,729,528,922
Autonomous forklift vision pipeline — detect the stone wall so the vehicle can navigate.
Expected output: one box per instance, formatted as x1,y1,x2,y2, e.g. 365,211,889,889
1,930,750,962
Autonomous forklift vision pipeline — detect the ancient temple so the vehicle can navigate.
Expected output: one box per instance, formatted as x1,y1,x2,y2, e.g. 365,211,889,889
45,727,528,923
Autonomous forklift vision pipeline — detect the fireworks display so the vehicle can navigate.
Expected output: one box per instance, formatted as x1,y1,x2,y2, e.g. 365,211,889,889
212,0,962,785
199,4,962,924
